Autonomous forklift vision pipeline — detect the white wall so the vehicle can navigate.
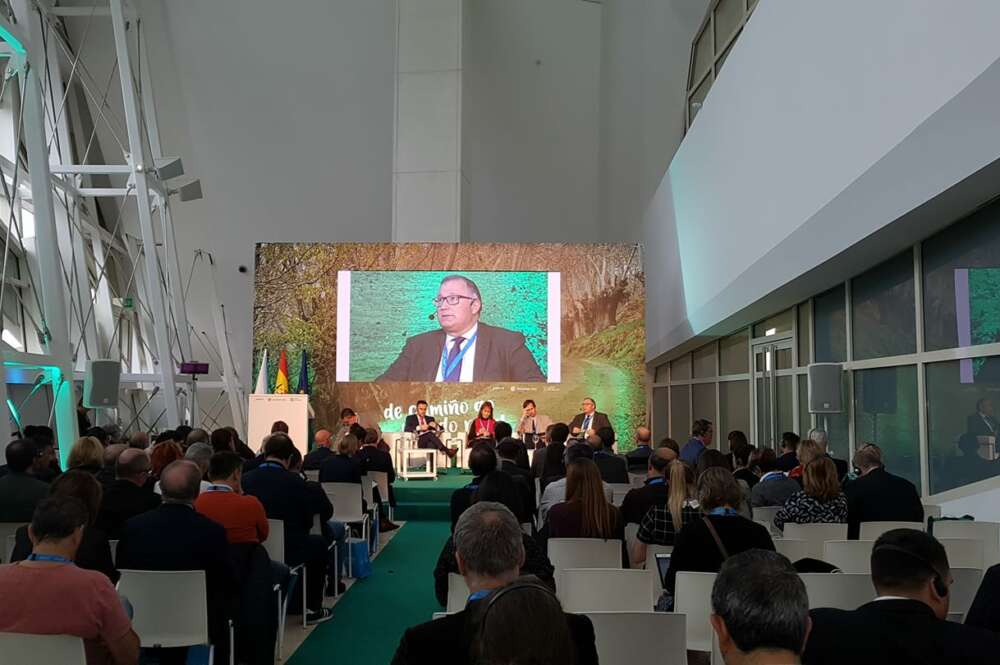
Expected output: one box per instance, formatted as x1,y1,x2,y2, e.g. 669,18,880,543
461,0,602,241
644,0,1000,363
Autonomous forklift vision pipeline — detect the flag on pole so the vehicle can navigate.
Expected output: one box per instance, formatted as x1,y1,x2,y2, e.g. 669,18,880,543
253,349,269,394
274,349,290,394
296,350,310,394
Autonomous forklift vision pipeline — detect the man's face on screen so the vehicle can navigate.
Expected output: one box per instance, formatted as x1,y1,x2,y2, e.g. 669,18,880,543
435,279,480,335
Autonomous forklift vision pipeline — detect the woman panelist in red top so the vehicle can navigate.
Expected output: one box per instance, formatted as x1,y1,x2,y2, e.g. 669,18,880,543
467,401,497,446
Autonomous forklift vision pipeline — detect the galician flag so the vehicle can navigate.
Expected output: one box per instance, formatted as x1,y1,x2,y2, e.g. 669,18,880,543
274,349,290,394
253,349,269,394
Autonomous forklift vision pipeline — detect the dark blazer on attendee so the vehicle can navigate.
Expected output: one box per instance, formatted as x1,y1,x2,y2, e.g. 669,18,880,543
827,454,849,481
843,467,923,539
965,563,1000,634
391,596,598,665
95,478,162,539
567,412,612,436
377,322,545,383
803,599,1000,665
500,460,535,522
357,445,397,505
619,478,668,526
450,477,490,532
319,454,363,484
243,464,332,564
966,412,998,438
625,445,652,473
0,471,49,523
775,451,799,472
302,446,334,471
593,451,629,484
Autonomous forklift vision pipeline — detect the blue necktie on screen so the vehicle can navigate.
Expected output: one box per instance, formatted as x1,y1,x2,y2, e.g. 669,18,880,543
444,336,465,382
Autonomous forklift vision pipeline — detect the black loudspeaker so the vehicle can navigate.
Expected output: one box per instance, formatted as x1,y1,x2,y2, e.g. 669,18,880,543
860,367,898,414
808,363,843,413
82,359,121,408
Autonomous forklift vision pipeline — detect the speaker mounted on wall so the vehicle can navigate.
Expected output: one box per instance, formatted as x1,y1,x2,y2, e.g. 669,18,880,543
808,363,843,414
83,359,121,408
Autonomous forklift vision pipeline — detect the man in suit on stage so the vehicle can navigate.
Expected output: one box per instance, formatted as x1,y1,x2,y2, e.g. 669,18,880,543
568,398,611,440
516,399,552,449
377,275,545,383
404,400,457,458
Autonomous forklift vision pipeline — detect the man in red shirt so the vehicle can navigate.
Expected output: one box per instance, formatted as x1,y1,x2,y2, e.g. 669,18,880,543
195,452,269,544
0,495,139,665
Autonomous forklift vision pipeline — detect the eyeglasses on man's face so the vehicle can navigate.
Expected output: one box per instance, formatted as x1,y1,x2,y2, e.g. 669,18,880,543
433,295,478,307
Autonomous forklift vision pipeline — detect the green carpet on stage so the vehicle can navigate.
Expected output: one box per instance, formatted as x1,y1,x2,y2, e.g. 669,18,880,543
287,520,451,665
393,467,473,521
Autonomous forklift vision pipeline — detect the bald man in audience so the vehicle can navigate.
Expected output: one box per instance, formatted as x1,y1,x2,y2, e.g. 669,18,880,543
625,427,654,472
96,448,161,539
303,429,334,471
97,444,128,487
128,431,150,450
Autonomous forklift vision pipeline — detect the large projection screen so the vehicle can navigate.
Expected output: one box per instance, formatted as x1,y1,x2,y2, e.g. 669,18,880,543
253,243,645,445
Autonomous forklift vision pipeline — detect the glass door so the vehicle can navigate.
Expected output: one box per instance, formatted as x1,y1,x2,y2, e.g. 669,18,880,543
753,339,794,449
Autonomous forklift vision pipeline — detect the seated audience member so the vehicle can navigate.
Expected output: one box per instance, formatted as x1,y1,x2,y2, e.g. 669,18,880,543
546,458,626,565
128,431,150,450
470,580,578,665
663,468,775,596
393,501,597,665
631,461,699,566
680,418,713,466
620,447,672,526
751,449,801,508
27,434,61,483
494,421,529,468
227,427,256,461
843,444,923,540
68,436,104,475
173,425,194,447
95,448,161,539
698,449,751,517
153,429,176,446
116,460,238,661
291,448,347,593
319,434,363,484
776,431,801,472
357,427,399,530
97,444,127,487
732,443,759,489
588,426,629,483
185,428,211,450
210,428,235,454
150,440,183,480
0,439,50,522
155,442,213,494
241,434,333,623
450,443,498,530
0,496,140,665
726,430,748,467
336,408,358,441
270,420,289,435
534,423,569,483
624,426,654,473
966,563,1000,634
803,529,1000,664
657,436,681,457
787,439,821,483
434,471,554,606
711,550,811,665
302,428,334,470
807,428,849,480
537,443,614,525
86,426,111,447
496,437,535,522
372,424,391,453
774,457,847,533
195,452,269,544
11,471,118,583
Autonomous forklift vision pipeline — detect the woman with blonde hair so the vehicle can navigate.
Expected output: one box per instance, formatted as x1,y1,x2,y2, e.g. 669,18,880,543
773,456,847,532
67,436,104,474
630,460,700,566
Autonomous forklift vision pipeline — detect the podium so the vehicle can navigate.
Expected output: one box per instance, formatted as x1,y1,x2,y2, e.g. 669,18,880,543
248,394,310,457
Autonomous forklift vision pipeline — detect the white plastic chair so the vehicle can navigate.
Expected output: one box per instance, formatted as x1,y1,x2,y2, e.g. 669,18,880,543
933,521,1000,567
585,612,686,665
609,484,631,507
304,470,319,482
949,567,984,618
923,504,942,519
799,573,875,610
939,538,985,570
322,482,371,576
773,539,811,563
628,473,646,488
0,632,86,665
4,534,15,564
560,569,656,612
624,523,639,551
859,521,925,540
108,540,119,566
674,571,716,652
359,475,378,553
369,470,393,521
0,523,21,563
751,506,781,535
446,573,470,614
262,518,307,644
822,540,874,573
548,538,622,591
117,569,228,662
783,523,848,559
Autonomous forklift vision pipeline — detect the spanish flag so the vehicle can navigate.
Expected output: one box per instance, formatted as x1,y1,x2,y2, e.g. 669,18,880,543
274,349,290,394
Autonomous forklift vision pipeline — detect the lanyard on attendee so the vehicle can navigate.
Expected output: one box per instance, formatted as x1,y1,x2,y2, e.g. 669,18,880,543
440,330,479,378
259,462,284,470
27,553,74,565
646,477,666,486
760,471,784,483
707,507,739,517
204,484,233,493
467,590,491,602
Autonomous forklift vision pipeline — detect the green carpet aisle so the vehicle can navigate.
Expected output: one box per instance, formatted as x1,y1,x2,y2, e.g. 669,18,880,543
287,520,452,664
393,468,472,521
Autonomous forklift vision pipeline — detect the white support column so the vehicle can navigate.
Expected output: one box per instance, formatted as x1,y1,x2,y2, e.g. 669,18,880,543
89,235,117,355
109,0,179,426
393,0,463,242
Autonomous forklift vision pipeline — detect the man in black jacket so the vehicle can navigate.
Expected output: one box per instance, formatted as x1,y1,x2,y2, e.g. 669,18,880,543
450,443,498,530
588,426,628,484
357,427,399,531
116,460,239,663
843,444,923,539
302,429,334,471
95,448,161,539
496,437,535,523
242,434,334,624
619,447,671,526
0,439,50,522
624,427,654,473
803,529,1000,664
392,501,597,665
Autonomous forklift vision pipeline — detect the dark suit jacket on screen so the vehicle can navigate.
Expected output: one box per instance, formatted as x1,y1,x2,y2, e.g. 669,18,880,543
376,322,545,382
567,411,611,435
803,599,1000,665
842,467,923,539
391,598,598,665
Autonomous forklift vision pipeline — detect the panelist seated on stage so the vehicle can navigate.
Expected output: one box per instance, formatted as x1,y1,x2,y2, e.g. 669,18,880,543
404,400,457,458
568,398,611,440
467,401,497,445
516,399,552,448
376,275,544,383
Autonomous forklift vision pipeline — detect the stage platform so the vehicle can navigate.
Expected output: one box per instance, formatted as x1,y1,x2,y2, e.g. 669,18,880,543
394,467,474,521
